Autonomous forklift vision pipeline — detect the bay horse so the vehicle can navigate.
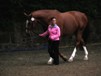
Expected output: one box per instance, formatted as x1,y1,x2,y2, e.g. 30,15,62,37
25,9,89,63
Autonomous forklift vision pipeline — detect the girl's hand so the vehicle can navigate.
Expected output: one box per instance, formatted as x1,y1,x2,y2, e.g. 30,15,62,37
39,34,43,37
50,36,55,40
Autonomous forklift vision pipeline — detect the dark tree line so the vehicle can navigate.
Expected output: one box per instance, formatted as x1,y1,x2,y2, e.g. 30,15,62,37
0,0,100,29
0,0,101,48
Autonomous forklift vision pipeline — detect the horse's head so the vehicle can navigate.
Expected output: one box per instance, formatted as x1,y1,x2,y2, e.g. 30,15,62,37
25,15,48,36
25,10,60,35
25,16,35,34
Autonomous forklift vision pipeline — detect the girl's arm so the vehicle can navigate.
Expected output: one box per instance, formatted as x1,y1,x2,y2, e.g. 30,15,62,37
39,30,48,37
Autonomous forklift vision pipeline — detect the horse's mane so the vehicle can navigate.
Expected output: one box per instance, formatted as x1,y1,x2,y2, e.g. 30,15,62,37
32,9,60,13
31,9,60,18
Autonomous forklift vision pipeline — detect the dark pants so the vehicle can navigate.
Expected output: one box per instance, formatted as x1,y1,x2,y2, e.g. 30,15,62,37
48,39,60,65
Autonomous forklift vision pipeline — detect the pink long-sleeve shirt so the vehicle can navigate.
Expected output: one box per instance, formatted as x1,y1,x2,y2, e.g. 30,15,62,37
40,24,61,41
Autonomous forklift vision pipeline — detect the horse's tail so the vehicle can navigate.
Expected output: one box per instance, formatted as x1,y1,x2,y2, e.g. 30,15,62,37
83,22,91,44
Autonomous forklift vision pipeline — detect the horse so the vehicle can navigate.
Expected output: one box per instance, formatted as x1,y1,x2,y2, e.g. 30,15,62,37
24,9,90,63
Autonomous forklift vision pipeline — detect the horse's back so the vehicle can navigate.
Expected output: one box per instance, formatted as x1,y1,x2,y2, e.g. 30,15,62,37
61,11,88,26
31,9,60,17
68,11,88,27
59,11,88,35
60,11,79,35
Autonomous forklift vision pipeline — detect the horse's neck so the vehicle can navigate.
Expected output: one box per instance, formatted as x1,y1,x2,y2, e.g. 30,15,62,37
32,10,60,18
31,10,61,31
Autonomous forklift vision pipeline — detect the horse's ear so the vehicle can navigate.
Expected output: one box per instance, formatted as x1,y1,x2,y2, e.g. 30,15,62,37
24,12,28,16
24,12,31,17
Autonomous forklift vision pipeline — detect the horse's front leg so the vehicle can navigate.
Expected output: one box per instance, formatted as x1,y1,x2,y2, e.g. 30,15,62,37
68,47,77,62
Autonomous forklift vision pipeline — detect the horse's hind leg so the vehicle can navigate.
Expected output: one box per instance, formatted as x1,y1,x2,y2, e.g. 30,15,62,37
68,31,81,62
78,32,88,60
70,44,89,61
83,46,88,60
68,30,88,62
68,47,77,62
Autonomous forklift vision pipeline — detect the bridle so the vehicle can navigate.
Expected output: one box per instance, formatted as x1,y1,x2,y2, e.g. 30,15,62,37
25,17,47,40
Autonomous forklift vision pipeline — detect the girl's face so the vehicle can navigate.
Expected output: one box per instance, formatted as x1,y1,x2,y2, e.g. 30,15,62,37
51,18,56,26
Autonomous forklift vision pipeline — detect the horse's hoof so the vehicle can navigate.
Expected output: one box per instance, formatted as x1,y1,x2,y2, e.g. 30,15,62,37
68,58,73,62
84,56,88,60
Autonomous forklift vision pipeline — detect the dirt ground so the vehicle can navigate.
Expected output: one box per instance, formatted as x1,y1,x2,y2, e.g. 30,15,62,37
0,44,101,76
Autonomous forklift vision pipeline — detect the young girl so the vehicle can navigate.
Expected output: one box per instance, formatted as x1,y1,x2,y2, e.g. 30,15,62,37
39,17,61,65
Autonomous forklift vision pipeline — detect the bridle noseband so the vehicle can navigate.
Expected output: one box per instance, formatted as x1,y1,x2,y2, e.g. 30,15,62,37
25,17,45,39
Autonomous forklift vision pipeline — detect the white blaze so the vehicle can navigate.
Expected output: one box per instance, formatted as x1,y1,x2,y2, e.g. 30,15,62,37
26,20,29,28
31,17,35,21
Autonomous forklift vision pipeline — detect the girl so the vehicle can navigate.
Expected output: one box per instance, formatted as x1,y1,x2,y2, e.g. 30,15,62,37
39,17,61,65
